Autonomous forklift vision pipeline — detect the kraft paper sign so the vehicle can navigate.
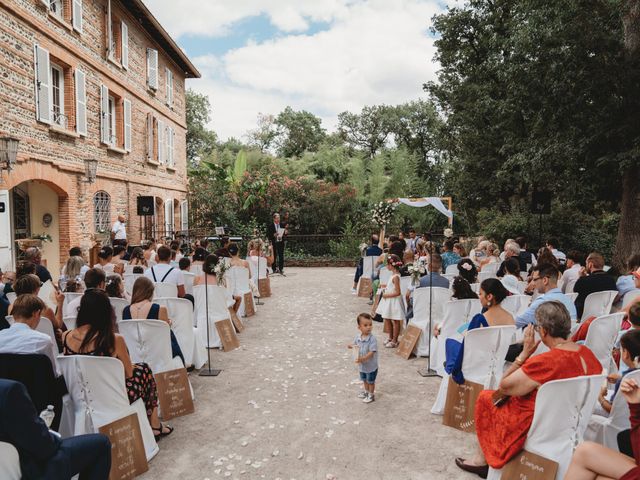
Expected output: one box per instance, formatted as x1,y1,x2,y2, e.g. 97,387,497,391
357,277,373,297
229,308,244,333
258,278,271,297
99,413,148,480
216,319,240,351
243,292,255,317
502,450,559,480
397,325,422,359
154,368,195,421
442,378,484,433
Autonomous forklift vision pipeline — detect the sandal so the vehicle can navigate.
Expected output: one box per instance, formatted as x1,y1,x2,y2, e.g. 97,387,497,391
152,423,174,441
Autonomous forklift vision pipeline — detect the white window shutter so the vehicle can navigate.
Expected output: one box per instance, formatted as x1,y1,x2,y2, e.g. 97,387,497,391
74,69,87,135
157,119,164,164
146,114,154,161
100,84,110,144
165,68,173,106
121,21,128,69
34,44,51,124
40,0,48,7
147,48,158,90
180,200,188,231
72,0,83,32
106,0,113,58
164,199,173,234
123,98,132,151
169,127,174,166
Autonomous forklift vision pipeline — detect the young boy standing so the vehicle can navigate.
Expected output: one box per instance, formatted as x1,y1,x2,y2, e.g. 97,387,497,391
349,313,378,403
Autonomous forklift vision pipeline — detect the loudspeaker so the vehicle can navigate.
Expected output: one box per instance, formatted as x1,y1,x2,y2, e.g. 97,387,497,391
531,191,551,215
137,196,155,216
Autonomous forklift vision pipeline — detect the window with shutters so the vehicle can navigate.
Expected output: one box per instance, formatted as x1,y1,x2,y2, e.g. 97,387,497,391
147,48,158,90
105,1,126,68
165,68,173,107
44,0,82,31
93,191,111,234
50,64,65,127
100,85,125,151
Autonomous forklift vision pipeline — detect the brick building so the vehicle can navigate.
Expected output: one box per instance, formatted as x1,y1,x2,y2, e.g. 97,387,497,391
0,0,199,274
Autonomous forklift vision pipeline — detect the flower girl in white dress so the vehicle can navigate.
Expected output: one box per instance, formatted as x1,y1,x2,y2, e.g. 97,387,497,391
376,254,405,348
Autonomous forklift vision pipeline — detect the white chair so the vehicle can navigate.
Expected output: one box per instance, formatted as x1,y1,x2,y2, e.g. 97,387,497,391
193,284,232,348
584,313,624,372
118,319,184,374
6,292,16,303
410,287,451,357
109,297,129,322
584,369,640,450
124,274,143,296
227,266,255,317
63,315,76,330
183,271,195,296
35,317,56,345
62,292,82,318
487,374,606,480
482,263,500,276
471,282,480,293
500,295,530,318
566,292,579,303
0,442,20,480
623,289,640,307
517,281,528,294
478,270,497,283
153,282,178,299
430,299,482,374
190,264,203,277
442,273,456,283
581,290,618,322
399,276,412,299
124,264,137,275
247,257,269,296
432,325,515,415
58,355,159,461
155,297,207,369
445,264,459,275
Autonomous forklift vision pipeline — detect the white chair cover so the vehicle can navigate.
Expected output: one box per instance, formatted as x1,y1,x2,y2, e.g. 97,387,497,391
117,320,184,374
124,274,143,295
153,282,178,299
57,355,159,460
445,264,458,275
109,297,129,322
193,284,232,348
430,299,483,374
247,257,268,296
482,263,500,275
155,297,207,369
516,281,528,294
487,374,606,480
399,276,412,299
410,287,451,357
478,270,497,283
190,264,203,277
227,266,255,317
0,442,20,480
362,255,377,279
581,290,617,322
442,273,456,283
584,312,624,372
6,292,16,304
623,289,640,307
35,317,56,345
584,369,640,450
63,315,76,330
183,271,195,296
471,282,480,293
566,292,579,304
62,292,83,318
124,265,137,275
500,295,530,318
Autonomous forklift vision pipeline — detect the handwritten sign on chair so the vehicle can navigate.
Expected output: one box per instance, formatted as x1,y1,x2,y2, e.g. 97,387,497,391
243,292,255,317
216,319,240,351
502,450,559,480
99,413,148,480
357,277,373,297
442,378,484,433
229,308,245,333
397,325,422,359
155,368,195,420
258,278,271,297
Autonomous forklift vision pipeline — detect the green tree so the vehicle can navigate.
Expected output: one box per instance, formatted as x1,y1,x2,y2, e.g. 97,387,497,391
245,113,278,153
274,107,326,158
185,89,217,166
337,105,395,159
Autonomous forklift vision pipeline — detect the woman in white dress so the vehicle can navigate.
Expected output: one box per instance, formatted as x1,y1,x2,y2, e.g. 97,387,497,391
376,254,405,348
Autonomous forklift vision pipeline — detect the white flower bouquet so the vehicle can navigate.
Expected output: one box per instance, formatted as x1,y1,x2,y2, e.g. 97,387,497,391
407,258,426,285
214,261,230,286
371,201,397,227
444,227,453,238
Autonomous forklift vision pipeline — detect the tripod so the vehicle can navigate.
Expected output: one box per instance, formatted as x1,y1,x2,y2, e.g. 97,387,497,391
418,249,439,377
199,267,222,376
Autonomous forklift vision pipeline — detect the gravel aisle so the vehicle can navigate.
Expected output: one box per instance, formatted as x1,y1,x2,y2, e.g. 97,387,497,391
141,267,476,480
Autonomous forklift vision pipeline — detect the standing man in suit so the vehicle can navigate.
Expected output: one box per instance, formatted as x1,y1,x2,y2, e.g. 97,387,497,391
267,213,286,275
0,378,111,479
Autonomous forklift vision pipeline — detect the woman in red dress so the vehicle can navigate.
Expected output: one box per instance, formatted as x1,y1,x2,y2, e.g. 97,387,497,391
455,301,603,477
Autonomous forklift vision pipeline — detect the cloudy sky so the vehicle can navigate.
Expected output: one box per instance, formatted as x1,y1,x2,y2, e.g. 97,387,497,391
144,0,449,140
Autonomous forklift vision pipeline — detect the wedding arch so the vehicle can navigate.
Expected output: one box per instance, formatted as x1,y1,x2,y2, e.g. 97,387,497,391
393,197,454,226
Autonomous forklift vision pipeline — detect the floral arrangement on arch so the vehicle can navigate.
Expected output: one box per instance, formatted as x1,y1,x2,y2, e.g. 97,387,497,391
444,227,454,238
407,258,426,285
371,201,397,227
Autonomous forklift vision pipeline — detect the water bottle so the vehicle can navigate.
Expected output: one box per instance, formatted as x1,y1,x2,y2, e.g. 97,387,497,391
40,405,55,428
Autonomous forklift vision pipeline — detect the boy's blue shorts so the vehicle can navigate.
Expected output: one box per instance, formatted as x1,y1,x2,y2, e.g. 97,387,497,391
359,369,378,384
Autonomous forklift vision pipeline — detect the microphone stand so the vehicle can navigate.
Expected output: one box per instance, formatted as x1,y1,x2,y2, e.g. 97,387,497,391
199,266,221,376
418,241,439,377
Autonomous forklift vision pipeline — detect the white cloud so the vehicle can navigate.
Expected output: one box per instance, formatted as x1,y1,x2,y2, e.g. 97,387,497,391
145,0,446,140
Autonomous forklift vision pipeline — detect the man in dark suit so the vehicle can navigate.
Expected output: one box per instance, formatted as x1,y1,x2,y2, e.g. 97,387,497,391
267,213,286,275
0,379,111,479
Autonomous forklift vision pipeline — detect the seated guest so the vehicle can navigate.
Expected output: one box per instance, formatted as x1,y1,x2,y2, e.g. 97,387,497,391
123,277,184,365
214,236,231,258
451,276,478,300
546,237,567,265
66,268,106,319
191,247,208,267
105,274,127,300
9,274,65,333
457,258,478,285
515,263,577,329
496,242,526,277
194,254,241,312
63,290,173,439
574,252,617,319
352,231,384,293
228,243,251,273
60,254,89,281
565,375,640,479
144,246,193,303
516,236,536,268
0,379,111,479
478,242,501,271
178,257,191,272
2,269,16,295
598,329,640,414
500,258,521,295
558,250,584,294
143,239,157,264
456,301,602,476
0,295,60,375
170,240,183,262
441,239,461,272
93,246,115,274
111,245,127,272
24,247,53,284
128,246,148,268
453,242,467,258
618,254,640,299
